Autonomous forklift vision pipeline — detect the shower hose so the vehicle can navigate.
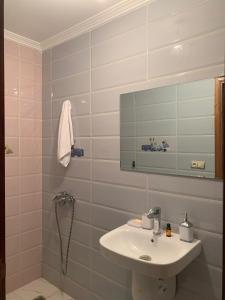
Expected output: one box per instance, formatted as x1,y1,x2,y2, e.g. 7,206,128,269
54,192,76,275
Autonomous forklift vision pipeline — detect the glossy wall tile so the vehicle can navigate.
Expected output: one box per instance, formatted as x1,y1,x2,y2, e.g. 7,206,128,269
5,40,42,292
40,0,225,299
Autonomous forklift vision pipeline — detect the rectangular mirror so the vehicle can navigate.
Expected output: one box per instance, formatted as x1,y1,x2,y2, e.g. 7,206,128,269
120,77,224,179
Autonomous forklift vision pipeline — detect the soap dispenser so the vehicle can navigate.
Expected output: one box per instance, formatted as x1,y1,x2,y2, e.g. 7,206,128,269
179,212,194,242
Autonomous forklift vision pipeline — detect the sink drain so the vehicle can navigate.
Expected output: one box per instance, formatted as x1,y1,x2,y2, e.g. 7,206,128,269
139,255,152,261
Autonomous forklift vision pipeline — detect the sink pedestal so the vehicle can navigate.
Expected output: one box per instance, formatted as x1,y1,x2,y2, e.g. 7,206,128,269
132,272,176,300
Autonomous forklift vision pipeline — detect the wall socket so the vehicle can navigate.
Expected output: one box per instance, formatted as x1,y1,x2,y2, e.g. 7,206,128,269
191,160,206,169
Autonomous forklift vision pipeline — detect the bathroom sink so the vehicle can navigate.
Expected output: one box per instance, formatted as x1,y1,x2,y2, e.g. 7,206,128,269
99,224,201,279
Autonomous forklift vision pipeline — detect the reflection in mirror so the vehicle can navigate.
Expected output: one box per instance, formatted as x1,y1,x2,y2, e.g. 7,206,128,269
120,77,224,179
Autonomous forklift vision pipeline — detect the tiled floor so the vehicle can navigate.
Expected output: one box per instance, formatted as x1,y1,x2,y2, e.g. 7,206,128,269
6,278,74,300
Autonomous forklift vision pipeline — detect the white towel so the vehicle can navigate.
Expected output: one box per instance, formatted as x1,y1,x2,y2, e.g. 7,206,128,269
57,100,74,167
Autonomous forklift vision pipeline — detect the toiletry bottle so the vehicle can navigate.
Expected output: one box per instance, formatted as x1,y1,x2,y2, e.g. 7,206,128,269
166,223,172,237
179,212,194,242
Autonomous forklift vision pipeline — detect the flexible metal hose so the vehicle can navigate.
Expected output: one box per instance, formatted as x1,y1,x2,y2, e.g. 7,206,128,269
54,195,75,275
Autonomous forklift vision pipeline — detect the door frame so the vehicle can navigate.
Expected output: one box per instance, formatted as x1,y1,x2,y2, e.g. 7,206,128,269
223,80,225,300
0,0,5,298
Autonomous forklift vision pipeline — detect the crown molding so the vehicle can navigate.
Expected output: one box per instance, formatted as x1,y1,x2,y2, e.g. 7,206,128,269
41,0,151,50
4,30,42,51
4,0,151,51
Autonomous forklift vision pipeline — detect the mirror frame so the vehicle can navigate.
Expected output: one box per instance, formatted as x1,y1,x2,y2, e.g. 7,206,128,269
215,77,224,178
222,78,225,300
120,77,224,179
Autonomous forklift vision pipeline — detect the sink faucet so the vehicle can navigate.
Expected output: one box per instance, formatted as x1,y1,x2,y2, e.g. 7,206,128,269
147,207,161,235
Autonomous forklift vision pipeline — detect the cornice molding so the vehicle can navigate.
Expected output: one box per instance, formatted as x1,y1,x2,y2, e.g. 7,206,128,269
4,30,42,51
5,0,151,51
41,0,151,50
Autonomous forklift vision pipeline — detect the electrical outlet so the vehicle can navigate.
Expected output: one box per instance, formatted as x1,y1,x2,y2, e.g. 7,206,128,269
191,161,198,169
191,160,206,169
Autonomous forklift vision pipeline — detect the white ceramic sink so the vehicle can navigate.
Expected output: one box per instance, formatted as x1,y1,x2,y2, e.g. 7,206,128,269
100,224,201,279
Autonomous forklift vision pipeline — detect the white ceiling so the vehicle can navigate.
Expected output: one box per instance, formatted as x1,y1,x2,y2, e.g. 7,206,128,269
4,0,124,42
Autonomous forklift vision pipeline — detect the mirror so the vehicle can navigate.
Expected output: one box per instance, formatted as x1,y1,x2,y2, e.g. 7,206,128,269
120,77,224,179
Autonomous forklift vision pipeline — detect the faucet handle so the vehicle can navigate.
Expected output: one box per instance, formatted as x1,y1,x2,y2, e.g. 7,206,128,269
147,207,161,217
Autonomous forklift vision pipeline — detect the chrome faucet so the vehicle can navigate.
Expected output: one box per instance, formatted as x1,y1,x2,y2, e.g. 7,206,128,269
147,207,161,235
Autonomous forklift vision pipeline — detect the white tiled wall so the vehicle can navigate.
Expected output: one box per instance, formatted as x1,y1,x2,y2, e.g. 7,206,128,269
42,0,225,299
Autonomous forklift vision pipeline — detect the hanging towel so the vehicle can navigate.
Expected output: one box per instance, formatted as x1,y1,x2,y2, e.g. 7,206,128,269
57,100,74,167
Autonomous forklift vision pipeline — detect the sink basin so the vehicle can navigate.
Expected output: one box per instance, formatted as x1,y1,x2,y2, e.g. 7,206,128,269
100,224,201,279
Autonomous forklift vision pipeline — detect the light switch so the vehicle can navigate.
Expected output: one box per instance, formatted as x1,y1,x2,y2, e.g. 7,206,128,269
191,160,206,169
197,160,206,169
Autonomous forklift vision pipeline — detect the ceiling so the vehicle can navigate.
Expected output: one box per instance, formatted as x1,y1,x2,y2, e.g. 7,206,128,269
4,0,124,42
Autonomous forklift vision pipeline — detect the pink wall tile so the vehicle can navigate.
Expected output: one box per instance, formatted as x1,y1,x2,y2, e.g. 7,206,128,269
20,77,35,99
4,76,19,97
20,175,42,194
4,57,19,79
21,193,42,213
20,247,42,269
20,157,42,175
20,119,42,137
19,264,42,288
5,157,19,177
5,39,42,292
4,39,19,57
20,100,36,118
20,100,42,119
34,84,42,101
20,45,37,63
21,210,42,233
33,50,42,65
5,196,20,217
6,236,20,257
20,61,35,81
20,138,42,156
21,229,42,251
34,65,42,83
6,273,22,293
5,118,19,137
6,254,21,277
5,177,19,197
6,216,20,237
5,96,18,118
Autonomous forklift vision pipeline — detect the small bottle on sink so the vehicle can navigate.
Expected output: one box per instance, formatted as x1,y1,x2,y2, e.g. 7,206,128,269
166,223,172,237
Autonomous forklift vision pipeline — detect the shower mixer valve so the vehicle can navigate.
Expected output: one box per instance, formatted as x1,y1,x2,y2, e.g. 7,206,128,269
53,191,75,206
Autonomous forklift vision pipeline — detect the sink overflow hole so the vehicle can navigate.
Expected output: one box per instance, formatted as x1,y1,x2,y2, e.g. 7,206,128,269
139,255,152,261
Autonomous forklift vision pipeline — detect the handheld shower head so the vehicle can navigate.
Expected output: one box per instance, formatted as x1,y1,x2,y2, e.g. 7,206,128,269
53,191,76,275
